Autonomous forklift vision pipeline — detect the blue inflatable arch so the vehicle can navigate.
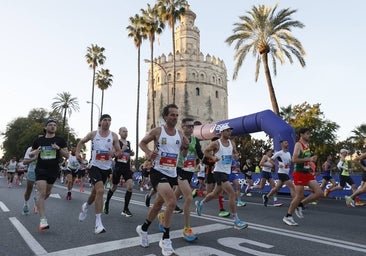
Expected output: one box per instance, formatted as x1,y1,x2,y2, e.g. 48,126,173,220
193,109,296,154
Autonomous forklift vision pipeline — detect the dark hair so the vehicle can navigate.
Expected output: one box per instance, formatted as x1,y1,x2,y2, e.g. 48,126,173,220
99,114,111,122
194,120,202,126
211,136,219,142
298,127,310,135
162,104,178,117
182,117,194,124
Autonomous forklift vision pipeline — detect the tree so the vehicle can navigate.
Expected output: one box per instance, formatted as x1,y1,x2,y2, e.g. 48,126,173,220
1,109,78,160
288,102,339,163
156,0,187,104
95,68,113,114
127,13,147,168
51,92,80,135
141,3,165,128
350,124,366,149
225,4,306,115
85,44,106,131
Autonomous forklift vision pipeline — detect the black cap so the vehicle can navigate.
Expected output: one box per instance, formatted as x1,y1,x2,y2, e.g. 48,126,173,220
45,119,57,126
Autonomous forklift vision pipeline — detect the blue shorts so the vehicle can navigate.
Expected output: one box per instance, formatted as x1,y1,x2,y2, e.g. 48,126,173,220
229,173,240,182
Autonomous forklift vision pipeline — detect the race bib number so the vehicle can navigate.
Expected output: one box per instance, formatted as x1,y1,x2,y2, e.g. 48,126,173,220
95,150,110,162
221,155,232,166
183,155,196,171
159,152,178,168
117,152,130,163
40,146,57,160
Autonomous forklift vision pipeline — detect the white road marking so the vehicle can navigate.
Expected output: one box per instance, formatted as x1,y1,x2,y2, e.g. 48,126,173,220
9,217,48,255
0,201,10,212
46,223,230,256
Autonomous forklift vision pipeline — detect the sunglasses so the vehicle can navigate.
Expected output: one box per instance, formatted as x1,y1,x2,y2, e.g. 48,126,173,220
184,125,194,129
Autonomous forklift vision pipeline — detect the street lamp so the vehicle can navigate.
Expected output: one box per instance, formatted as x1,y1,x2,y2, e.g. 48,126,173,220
86,101,101,129
144,59,169,104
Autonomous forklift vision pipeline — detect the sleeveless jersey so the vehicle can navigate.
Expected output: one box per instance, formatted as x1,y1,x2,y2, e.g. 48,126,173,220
115,140,132,167
294,142,312,173
153,127,181,178
338,160,350,176
90,131,113,170
24,147,37,174
7,160,17,173
178,136,197,172
67,155,80,170
213,139,233,175
262,157,273,173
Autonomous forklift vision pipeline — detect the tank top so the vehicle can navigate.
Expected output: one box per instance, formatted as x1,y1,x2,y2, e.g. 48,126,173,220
178,136,197,172
294,142,312,173
213,139,233,175
90,131,113,170
153,126,181,178
7,160,17,173
67,155,81,170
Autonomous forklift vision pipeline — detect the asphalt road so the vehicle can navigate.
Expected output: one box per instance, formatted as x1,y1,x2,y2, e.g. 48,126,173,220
1,176,365,256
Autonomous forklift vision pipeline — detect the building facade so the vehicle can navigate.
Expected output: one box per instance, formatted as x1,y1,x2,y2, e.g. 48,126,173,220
146,5,228,130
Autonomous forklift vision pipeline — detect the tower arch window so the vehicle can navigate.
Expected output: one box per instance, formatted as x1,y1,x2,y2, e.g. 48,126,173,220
177,72,181,80
215,91,218,98
196,87,200,96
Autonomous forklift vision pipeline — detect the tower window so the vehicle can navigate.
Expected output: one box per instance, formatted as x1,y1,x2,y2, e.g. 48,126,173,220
215,91,218,98
196,88,200,96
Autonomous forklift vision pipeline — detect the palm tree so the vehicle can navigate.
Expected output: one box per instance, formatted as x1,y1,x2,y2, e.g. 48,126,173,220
140,3,165,128
127,13,146,167
350,124,366,149
85,44,106,131
280,104,295,124
51,92,80,134
156,0,187,104
225,4,306,115
95,68,113,114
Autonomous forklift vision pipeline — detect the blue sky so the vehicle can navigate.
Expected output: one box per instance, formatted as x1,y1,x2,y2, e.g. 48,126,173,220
1,1,365,157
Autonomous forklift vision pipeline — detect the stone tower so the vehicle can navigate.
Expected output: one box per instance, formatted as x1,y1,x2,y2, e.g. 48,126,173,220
146,5,228,130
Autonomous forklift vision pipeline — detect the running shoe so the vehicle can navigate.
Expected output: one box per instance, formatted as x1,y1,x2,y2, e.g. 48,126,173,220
355,198,365,206
295,206,304,218
218,209,230,217
157,211,165,232
323,189,330,197
195,200,203,216
345,196,355,207
145,193,151,207
233,219,248,230
136,225,149,247
173,205,183,214
182,227,198,242
246,192,252,197
159,238,175,256
39,217,49,231
273,201,284,207
103,201,109,214
192,189,197,198
283,216,298,226
95,224,106,234
262,194,268,207
236,200,246,207
121,209,132,217
22,205,30,215
79,202,88,221
66,191,72,200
